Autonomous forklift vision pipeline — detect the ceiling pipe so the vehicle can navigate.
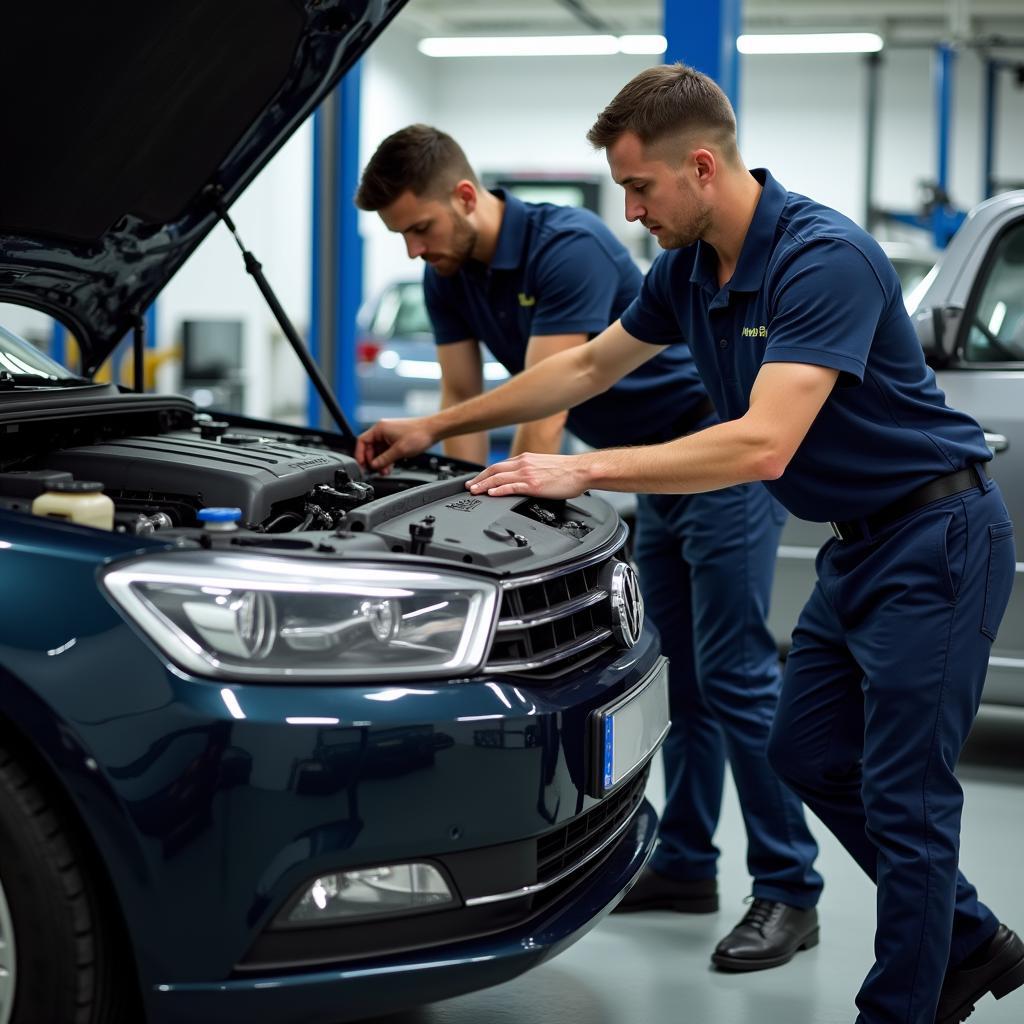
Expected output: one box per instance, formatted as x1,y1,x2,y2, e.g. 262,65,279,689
554,0,618,34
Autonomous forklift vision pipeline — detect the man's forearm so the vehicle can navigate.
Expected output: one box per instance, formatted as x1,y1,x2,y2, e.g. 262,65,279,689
439,378,489,464
511,413,568,457
578,362,835,493
443,432,489,463
429,344,597,441
580,418,783,494
464,363,837,502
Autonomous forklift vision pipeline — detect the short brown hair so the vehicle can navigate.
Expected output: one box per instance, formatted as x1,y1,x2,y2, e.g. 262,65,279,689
587,63,737,159
355,124,478,211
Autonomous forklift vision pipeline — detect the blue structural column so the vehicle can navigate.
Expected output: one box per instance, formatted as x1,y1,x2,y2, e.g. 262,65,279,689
49,320,67,365
335,65,362,426
309,62,362,429
664,0,742,108
145,304,157,350
309,105,324,426
935,44,956,199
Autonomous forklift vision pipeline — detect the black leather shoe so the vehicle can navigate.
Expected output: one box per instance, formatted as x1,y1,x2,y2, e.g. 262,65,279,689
612,867,719,914
936,925,1024,1024
711,898,819,972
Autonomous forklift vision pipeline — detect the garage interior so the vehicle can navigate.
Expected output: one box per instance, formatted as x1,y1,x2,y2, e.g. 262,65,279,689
3,1,1024,1023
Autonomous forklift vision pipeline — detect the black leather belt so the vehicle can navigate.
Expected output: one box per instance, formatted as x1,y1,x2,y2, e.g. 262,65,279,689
829,464,989,542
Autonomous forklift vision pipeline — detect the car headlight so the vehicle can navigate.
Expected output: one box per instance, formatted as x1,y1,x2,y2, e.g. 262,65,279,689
103,554,499,681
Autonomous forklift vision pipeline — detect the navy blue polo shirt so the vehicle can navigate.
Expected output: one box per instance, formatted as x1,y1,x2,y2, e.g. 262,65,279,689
620,169,990,522
424,191,708,449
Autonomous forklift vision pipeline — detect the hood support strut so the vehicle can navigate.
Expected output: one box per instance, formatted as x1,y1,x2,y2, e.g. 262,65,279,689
132,315,145,393
208,188,356,444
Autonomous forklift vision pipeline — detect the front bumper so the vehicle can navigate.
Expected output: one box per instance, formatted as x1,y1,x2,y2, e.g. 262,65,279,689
148,798,657,1024
29,619,662,1021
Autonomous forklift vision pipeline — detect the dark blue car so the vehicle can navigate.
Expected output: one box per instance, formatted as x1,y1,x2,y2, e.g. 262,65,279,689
0,3,667,1022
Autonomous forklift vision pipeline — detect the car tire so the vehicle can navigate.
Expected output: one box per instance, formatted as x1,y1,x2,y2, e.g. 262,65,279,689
0,744,135,1024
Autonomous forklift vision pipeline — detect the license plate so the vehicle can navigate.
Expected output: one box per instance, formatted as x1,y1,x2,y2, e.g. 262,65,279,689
592,657,670,796
403,388,440,416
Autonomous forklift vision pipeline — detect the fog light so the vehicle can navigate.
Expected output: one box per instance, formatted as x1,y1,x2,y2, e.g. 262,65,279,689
286,862,456,924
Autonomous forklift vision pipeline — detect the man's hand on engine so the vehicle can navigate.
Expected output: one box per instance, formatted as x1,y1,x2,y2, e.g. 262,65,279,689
466,452,592,499
356,417,437,473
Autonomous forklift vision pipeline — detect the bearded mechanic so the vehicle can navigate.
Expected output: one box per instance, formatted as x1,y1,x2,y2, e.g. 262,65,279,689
357,65,1024,1024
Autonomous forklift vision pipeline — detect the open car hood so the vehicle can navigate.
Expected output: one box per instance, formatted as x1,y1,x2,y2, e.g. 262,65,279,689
0,0,405,375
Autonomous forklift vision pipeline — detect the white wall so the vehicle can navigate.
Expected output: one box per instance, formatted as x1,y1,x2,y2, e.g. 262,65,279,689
155,120,312,417
360,23,440,307
739,54,868,220
422,50,658,267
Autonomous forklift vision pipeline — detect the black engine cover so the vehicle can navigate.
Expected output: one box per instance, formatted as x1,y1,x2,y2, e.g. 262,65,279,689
43,430,360,523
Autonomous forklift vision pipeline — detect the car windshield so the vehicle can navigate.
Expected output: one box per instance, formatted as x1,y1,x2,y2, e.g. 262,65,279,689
880,244,937,314
0,324,84,383
890,256,935,296
370,283,432,339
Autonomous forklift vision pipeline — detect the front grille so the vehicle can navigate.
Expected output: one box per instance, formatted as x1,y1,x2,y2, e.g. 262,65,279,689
486,538,628,677
536,765,649,884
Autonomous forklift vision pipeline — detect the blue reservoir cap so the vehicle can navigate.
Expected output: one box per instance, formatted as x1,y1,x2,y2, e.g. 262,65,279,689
197,507,242,523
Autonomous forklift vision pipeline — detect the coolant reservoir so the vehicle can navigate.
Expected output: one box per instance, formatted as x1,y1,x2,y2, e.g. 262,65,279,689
31,480,115,530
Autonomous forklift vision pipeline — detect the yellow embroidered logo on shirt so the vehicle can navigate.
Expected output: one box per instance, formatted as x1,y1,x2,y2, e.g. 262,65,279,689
741,325,768,338
517,292,536,307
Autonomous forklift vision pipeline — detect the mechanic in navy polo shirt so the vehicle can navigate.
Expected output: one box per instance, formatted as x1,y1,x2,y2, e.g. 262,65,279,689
357,73,1024,1024
355,124,823,971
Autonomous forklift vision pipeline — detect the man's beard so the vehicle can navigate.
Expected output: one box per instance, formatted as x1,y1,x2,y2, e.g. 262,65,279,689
655,179,712,249
431,213,477,276
658,206,711,250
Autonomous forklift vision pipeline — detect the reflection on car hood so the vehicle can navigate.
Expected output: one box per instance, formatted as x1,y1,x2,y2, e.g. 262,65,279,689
0,0,407,374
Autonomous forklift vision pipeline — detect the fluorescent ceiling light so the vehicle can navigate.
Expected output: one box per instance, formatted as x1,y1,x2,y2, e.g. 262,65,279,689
737,33,883,54
619,35,668,55
419,35,616,57
418,34,667,58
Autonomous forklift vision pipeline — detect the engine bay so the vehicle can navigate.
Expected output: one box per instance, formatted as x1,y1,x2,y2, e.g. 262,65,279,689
0,396,619,574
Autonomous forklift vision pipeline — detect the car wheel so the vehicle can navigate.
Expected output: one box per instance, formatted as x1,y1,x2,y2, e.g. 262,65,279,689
0,744,134,1024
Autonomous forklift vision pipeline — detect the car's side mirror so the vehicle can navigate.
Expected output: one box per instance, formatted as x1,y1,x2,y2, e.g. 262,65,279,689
915,304,964,368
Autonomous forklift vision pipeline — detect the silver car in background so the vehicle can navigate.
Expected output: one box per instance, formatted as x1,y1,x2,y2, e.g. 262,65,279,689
355,280,514,452
768,191,1024,707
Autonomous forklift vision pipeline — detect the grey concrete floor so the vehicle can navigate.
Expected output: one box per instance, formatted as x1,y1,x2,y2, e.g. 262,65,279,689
369,707,1024,1024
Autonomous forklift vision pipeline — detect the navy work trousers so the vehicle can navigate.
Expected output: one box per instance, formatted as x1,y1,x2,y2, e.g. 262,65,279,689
767,480,1015,1024
633,484,823,906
